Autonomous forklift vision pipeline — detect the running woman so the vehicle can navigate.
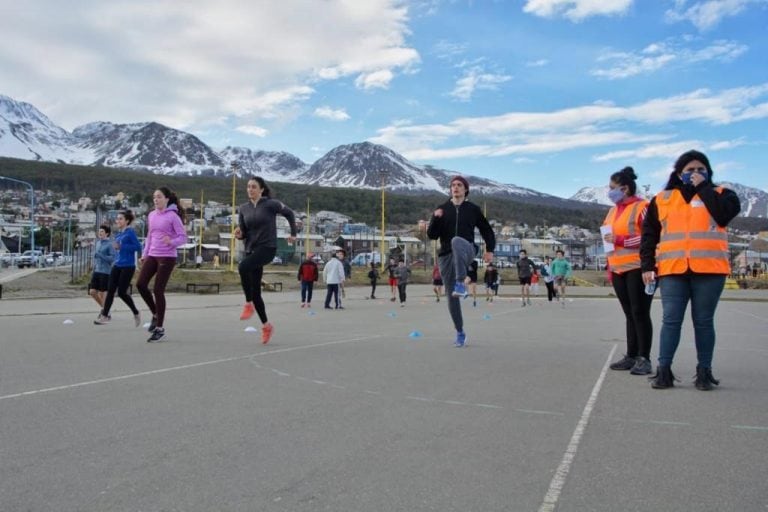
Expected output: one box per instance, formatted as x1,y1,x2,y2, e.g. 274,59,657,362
137,187,187,343
96,210,142,326
89,224,116,317
236,176,297,344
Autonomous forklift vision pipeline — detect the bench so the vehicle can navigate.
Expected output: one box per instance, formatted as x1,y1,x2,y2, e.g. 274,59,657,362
186,283,220,294
261,281,283,292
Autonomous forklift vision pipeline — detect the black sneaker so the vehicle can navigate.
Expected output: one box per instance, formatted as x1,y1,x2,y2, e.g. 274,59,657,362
630,357,653,375
147,328,165,343
609,355,635,371
147,315,157,332
650,365,677,389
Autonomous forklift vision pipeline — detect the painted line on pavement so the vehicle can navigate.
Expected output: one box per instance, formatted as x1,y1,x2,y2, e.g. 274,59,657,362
538,343,617,512
0,335,384,402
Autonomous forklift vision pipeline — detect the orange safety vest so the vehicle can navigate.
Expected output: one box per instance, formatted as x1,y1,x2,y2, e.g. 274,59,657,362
654,187,730,276
603,200,647,274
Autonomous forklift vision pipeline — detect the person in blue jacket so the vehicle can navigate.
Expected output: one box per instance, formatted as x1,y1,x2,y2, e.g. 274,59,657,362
96,210,142,327
89,224,116,317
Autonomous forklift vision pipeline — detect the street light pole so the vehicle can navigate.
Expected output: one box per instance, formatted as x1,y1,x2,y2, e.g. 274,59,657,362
379,170,388,272
230,162,238,272
0,176,35,254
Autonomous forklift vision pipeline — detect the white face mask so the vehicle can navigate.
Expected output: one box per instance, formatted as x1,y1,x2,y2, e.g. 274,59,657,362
608,187,625,204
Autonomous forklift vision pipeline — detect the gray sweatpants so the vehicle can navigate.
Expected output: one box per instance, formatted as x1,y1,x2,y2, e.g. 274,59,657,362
437,237,477,333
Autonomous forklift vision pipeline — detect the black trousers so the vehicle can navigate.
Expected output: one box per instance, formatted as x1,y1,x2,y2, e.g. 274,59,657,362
102,266,139,316
238,246,276,324
611,269,654,359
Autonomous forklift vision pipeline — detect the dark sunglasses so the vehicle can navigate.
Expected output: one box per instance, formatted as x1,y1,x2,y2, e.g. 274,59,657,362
683,167,707,173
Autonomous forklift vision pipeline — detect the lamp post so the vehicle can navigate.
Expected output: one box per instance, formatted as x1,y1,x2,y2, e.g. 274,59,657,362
0,176,35,254
229,161,238,271
379,169,388,272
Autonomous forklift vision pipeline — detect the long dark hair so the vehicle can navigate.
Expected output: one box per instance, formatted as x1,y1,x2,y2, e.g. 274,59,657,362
157,186,185,222
610,166,638,196
119,209,135,225
665,150,715,190
249,176,271,198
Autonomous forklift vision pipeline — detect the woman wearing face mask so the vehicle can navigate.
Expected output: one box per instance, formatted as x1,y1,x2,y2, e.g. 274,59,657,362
640,150,740,390
603,167,654,376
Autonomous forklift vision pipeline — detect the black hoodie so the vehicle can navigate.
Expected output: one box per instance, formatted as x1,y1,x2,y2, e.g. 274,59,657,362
427,199,496,257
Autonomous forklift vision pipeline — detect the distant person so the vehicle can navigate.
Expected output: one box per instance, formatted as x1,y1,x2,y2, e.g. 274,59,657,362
297,253,319,308
137,187,187,343
530,270,540,297
551,249,572,307
235,176,297,344
516,249,537,307
96,210,142,327
195,253,203,269
341,253,351,300
89,224,116,317
483,262,499,302
602,167,654,376
541,256,556,302
427,175,495,347
212,253,220,269
431,263,443,302
396,259,411,307
641,150,740,390
323,250,345,309
386,257,398,302
367,262,380,299
467,259,479,307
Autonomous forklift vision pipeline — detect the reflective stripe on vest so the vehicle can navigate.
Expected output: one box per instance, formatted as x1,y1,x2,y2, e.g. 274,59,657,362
603,200,646,273
655,187,730,276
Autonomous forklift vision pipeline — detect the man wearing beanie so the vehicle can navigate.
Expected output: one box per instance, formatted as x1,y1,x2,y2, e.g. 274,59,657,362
427,175,496,347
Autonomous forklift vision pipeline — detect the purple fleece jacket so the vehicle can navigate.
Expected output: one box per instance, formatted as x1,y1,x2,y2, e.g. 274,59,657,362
142,204,187,258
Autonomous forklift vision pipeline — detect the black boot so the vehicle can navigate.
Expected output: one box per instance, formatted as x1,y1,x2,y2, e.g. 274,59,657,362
650,365,676,389
694,367,720,391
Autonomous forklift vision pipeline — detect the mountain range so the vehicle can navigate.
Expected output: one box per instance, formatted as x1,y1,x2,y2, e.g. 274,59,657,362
2,94,765,217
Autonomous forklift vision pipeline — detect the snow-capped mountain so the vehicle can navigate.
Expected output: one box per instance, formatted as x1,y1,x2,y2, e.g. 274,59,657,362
218,146,309,180
570,183,767,218
0,94,79,162
721,182,768,218
570,186,611,206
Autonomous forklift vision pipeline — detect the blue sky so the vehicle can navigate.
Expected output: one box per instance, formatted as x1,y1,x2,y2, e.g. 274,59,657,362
1,0,766,197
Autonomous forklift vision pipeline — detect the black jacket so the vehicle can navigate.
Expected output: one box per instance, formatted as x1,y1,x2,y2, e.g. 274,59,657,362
640,181,741,273
427,199,496,257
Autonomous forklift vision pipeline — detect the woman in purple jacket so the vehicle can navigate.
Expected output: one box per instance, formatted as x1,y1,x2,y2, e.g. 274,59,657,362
137,187,187,342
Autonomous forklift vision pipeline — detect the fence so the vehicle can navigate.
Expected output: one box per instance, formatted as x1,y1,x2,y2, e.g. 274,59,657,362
70,245,94,284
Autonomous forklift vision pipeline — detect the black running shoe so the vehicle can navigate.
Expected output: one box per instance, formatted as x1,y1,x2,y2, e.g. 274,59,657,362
147,328,165,343
147,315,157,332
609,355,635,371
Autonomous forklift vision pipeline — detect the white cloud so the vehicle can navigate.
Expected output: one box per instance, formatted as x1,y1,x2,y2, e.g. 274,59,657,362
665,0,764,31
523,0,633,21
0,1,419,129
526,59,550,67
370,83,768,159
355,69,396,90
432,40,468,60
313,106,351,121
593,138,746,162
592,38,747,79
236,125,269,137
449,67,512,101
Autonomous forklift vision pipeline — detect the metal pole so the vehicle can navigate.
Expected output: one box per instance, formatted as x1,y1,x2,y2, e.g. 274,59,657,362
229,162,238,271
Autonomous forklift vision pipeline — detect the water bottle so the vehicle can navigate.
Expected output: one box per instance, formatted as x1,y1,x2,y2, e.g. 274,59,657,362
645,279,657,295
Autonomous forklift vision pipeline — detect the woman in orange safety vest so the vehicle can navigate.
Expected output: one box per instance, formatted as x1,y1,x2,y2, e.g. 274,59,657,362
603,167,653,376
640,150,740,390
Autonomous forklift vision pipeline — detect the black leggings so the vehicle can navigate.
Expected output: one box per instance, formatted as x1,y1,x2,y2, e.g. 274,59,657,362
238,246,276,324
545,281,556,301
102,266,139,316
137,256,176,328
611,269,654,359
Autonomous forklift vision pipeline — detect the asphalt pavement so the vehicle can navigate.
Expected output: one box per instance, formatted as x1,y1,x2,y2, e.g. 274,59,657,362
1,285,767,511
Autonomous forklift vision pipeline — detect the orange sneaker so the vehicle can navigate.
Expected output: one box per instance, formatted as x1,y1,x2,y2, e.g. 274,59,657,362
240,303,255,320
261,322,274,344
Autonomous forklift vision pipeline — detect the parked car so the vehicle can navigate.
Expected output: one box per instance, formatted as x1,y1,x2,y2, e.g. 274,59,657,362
1,253,20,268
494,259,514,268
45,251,64,266
271,256,283,265
17,250,43,268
